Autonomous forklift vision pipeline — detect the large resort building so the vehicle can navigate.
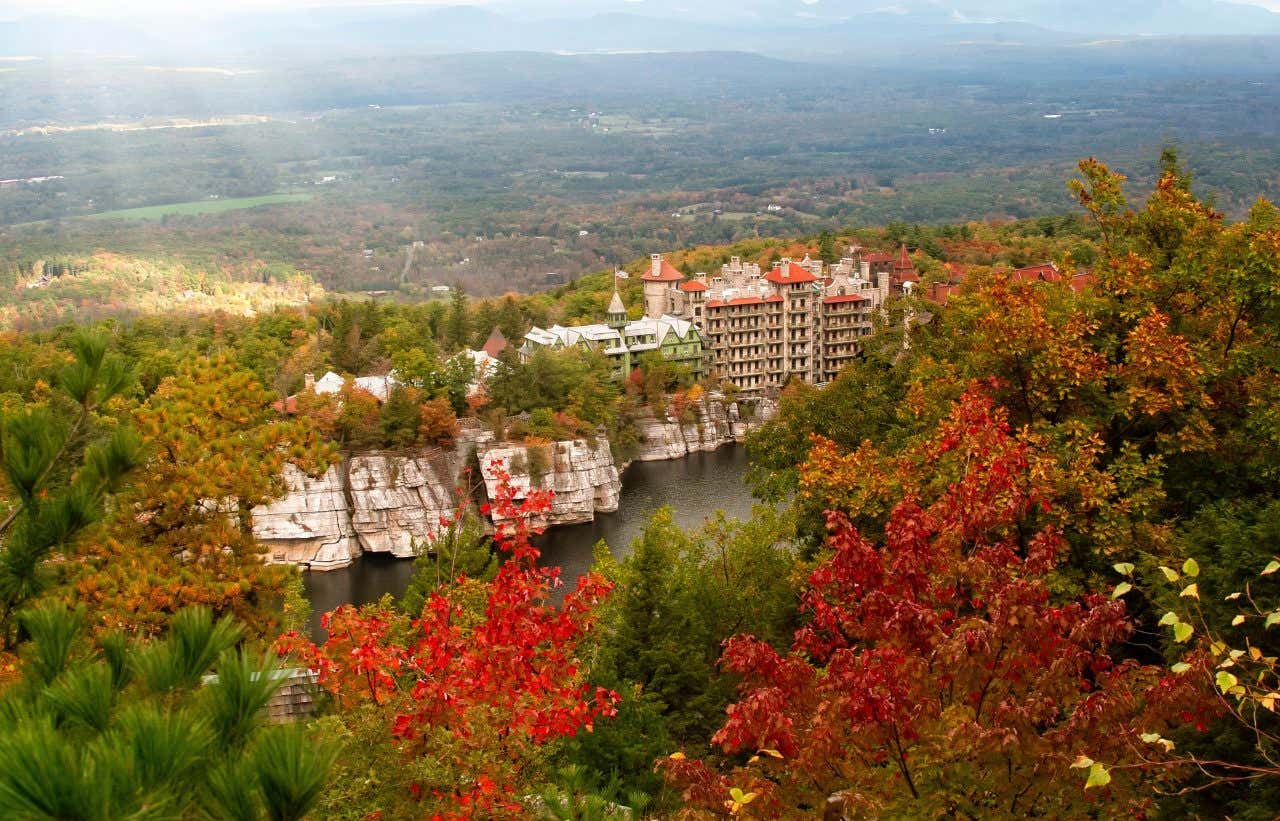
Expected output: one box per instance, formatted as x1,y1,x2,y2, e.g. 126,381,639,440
522,246,919,393
521,287,705,380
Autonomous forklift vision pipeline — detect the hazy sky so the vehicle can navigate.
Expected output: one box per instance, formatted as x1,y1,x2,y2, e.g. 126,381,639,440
6,0,1280,16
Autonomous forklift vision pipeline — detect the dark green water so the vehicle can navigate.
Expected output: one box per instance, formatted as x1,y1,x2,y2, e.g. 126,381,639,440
302,445,755,638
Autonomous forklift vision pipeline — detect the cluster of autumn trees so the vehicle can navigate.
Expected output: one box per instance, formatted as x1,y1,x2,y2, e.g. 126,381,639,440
0,154,1277,818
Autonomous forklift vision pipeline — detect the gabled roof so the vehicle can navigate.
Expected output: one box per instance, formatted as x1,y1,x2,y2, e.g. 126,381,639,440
1070,272,1095,293
607,289,627,315
764,263,818,284
481,326,509,358
679,280,708,292
1012,263,1062,284
863,251,896,264
641,259,685,282
313,371,347,395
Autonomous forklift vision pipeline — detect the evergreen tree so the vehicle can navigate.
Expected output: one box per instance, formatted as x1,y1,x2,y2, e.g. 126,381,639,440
0,603,334,819
445,286,471,352
399,505,496,617
0,333,141,648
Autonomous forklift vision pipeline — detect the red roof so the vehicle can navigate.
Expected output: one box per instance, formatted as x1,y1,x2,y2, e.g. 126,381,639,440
863,252,895,264
926,283,958,306
1070,272,1095,293
707,296,765,309
893,271,920,284
764,295,784,303
1012,263,1062,284
679,280,708,292
823,294,869,305
764,263,818,284
642,259,684,282
273,395,299,415
481,326,509,358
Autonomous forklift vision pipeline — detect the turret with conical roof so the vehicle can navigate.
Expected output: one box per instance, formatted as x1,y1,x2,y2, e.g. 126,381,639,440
607,280,628,332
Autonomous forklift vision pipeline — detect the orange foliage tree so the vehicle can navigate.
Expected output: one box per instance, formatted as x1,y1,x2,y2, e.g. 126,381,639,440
68,356,333,637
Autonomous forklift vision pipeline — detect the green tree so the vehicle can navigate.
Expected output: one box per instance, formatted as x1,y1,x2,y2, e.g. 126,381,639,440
379,385,422,450
0,333,141,648
399,504,495,617
0,603,334,820
445,286,471,352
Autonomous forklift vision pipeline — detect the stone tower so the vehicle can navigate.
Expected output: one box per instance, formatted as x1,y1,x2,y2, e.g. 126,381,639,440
641,253,683,320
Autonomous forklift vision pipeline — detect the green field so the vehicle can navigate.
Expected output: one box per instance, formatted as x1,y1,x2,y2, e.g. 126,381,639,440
85,193,313,221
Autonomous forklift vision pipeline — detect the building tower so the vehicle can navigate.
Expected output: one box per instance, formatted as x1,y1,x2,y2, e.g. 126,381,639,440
641,253,683,320
607,281,628,332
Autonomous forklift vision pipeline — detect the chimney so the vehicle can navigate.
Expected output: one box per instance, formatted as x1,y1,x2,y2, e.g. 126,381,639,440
860,261,871,280
651,253,662,277
304,373,316,392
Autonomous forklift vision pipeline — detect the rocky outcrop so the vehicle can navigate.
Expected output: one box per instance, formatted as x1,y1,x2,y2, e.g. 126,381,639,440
345,453,458,559
252,464,360,571
254,394,771,570
478,438,621,527
253,451,459,570
254,438,622,570
632,395,778,462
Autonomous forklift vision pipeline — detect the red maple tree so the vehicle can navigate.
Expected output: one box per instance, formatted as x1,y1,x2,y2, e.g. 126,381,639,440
278,460,618,818
662,388,1212,818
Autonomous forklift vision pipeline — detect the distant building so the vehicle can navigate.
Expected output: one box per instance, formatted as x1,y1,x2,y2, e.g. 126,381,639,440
637,247,916,391
480,326,509,359
521,285,704,381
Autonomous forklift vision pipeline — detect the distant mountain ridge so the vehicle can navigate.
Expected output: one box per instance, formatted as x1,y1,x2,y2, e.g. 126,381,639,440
3,0,1279,59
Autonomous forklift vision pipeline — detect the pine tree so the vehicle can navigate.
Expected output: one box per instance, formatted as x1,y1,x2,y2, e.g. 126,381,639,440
0,333,141,648
0,603,334,819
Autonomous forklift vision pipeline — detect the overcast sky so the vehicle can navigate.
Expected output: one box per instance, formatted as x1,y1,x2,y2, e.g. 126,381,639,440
5,0,1280,17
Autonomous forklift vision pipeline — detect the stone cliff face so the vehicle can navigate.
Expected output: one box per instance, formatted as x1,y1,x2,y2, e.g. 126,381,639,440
253,395,773,570
631,396,778,463
478,438,621,528
254,439,622,570
252,452,458,571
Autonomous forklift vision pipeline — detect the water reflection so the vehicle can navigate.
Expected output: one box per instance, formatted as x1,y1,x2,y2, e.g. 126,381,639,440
301,446,755,639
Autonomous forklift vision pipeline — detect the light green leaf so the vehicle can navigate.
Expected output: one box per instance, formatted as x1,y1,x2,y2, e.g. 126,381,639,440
1085,762,1112,789
1170,662,1191,674
1180,583,1199,600
1071,755,1094,769
1266,612,1280,629
1216,670,1239,692
1112,582,1132,599
1173,622,1195,643
1225,592,1243,601
1159,566,1180,583
1262,560,1280,576
1113,562,1135,577
1182,558,1200,578
1139,732,1161,744
1159,611,1180,626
